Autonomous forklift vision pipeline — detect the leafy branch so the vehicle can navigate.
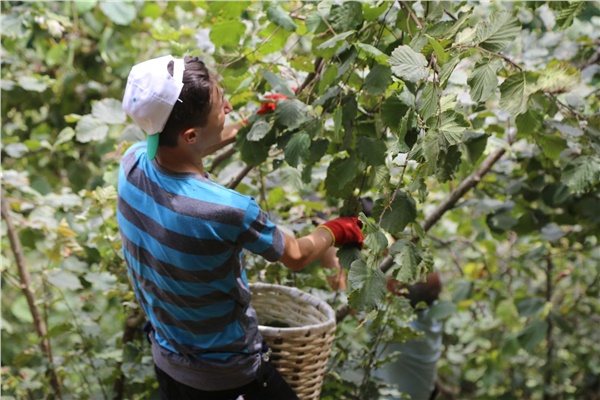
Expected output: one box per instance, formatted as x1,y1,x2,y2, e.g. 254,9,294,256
336,146,507,321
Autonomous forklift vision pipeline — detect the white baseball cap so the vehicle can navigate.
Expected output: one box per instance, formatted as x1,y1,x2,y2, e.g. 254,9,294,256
122,55,185,160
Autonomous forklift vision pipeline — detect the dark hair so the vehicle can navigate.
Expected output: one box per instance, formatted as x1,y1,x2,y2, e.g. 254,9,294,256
159,56,219,147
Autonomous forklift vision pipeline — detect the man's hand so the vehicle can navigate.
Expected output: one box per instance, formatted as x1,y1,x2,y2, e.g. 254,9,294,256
319,216,364,248
256,93,288,114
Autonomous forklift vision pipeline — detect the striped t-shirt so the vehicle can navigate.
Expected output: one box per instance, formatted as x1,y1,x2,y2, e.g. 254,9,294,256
116,142,285,390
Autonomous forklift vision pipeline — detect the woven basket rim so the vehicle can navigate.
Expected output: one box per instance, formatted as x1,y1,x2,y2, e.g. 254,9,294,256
250,282,336,335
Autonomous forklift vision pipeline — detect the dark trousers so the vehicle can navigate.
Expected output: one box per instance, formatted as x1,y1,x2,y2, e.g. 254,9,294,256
154,363,299,400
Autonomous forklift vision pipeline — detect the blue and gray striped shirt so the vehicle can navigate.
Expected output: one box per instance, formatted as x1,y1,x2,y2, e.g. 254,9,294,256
117,142,285,389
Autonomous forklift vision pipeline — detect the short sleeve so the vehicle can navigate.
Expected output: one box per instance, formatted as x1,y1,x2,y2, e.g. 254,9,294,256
237,198,284,262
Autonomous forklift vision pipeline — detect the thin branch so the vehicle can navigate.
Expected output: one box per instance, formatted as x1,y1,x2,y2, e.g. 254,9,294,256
474,46,524,71
318,8,337,36
546,93,585,121
228,165,254,190
422,147,506,232
1,192,62,398
400,1,423,29
296,57,324,96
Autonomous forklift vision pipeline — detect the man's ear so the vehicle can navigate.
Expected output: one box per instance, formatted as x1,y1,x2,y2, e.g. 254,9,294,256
181,128,197,144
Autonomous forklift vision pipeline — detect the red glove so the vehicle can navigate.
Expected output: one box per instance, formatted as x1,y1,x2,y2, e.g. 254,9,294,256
319,216,364,248
256,93,288,114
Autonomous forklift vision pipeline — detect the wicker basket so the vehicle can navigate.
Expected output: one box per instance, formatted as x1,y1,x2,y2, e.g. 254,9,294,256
250,283,336,400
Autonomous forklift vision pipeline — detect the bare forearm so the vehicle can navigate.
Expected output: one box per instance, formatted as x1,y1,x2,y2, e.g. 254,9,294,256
279,228,334,271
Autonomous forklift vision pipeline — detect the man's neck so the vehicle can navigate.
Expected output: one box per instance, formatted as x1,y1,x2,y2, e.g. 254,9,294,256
155,147,205,175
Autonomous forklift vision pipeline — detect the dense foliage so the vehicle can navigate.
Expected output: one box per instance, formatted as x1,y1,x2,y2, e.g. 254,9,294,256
1,1,599,399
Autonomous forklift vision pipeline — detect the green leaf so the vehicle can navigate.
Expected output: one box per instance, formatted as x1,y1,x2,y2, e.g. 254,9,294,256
467,58,502,103
363,2,388,21
261,71,296,98
541,183,570,207
436,144,462,182
427,301,456,320
92,98,126,124
435,110,471,145
210,20,246,48
456,26,478,47
555,1,585,30
532,133,567,161
333,106,343,141
476,10,521,53
307,139,329,164
389,45,430,82
337,246,363,270
381,94,409,132
419,83,438,122
549,311,573,334
516,108,543,137
85,271,118,291
305,11,328,34
356,136,386,166
274,99,310,130
486,210,518,233
329,1,364,32
517,297,546,318
426,35,449,64
46,270,83,291
207,1,249,19
499,73,528,116
237,133,270,166
348,259,387,312
452,280,472,302
266,5,298,31
76,115,109,143
247,120,272,141
316,31,354,50
372,191,417,234
257,23,291,55
356,43,389,66
496,299,521,330
284,132,311,168
360,214,389,254
462,131,489,165
389,239,422,283
342,94,358,139
11,296,34,323
5,143,28,158
518,320,548,352
364,230,389,255
99,1,136,26
152,22,181,42
18,76,48,92
535,62,581,94
43,322,74,339
75,0,97,14
324,155,358,196
439,54,462,87
365,64,392,95
561,155,600,195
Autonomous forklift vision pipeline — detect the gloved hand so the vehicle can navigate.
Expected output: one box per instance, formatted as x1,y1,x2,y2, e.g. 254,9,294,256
319,216,364,248
256,93,288,114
